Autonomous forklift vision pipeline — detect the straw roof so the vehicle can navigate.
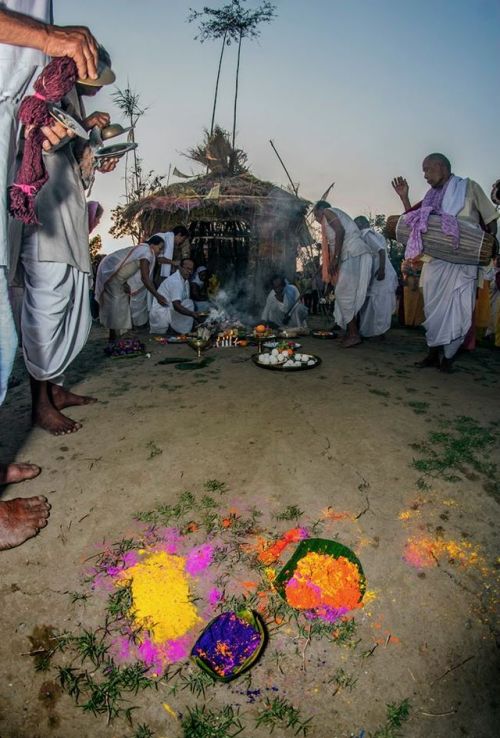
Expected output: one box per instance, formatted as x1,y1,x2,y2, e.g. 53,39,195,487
122,172,310,233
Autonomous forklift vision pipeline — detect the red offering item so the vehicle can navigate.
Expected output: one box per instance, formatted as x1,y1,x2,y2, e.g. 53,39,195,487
9,57,78,224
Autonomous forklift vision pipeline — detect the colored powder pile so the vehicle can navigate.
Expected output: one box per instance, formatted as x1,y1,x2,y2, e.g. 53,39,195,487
285,552,363,619
258,528,309,565
192,612,262,678
119,551,201,643
403,536,483,570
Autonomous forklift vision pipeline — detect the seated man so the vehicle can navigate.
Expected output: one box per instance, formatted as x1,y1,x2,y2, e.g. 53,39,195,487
261,275,308,329
149,258,200,334
190,265,211,312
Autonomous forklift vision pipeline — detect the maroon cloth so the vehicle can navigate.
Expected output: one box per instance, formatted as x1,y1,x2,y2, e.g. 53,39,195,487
9,57,78,224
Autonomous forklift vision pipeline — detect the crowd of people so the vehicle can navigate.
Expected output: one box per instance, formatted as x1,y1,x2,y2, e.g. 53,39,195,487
0,3,499,554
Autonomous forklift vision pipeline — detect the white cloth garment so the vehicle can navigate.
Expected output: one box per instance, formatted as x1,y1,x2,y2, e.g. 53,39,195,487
422,178,481,358
159,232,175,279
96,244,155,332
0,0,51,403
128,271,150,326
359,228,398,337
149,269,194,334
322,208,372,329
20,227,91,383
261,284,308,328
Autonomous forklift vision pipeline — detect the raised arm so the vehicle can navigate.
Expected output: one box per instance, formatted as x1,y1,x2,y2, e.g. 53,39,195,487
391,177,412,212
323,210,345,274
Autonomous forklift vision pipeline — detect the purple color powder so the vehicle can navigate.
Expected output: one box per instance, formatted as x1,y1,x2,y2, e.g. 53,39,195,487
192,612,262,678
186,543,214,575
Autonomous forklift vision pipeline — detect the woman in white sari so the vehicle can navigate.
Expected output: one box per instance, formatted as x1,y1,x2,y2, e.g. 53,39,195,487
95,235,166,342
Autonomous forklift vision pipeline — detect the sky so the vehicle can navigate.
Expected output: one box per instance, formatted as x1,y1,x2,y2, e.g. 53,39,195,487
58,0,500,253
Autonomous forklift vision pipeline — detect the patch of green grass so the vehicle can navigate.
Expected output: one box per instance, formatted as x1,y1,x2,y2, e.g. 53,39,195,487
106,584,132,619
410,415,498,486
181,704,244,738
407,401,429,415
179,670,215,698
369,388,390,398
132,725,155,738
204,479,228,494
329,667,358,692
146,441,162,460
255,696,313,736
274,505,304,521
372,699,411,737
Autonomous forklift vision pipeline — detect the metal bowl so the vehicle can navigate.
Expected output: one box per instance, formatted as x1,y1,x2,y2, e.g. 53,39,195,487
101,124,133,140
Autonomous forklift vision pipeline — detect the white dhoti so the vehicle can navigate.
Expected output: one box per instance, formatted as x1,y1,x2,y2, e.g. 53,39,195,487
20,229,91,383
334,253,372,329
422,259,477,359
360,262,398,337
128,271,150,327
262,299,308,328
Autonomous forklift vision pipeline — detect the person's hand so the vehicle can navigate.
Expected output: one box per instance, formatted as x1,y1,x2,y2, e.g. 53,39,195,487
40,120,75,151
376,269,385,281
156,295,168,307
391,177,409,201
96,157,119,173
123,283,131,295
194,313,204,323
157,256,168,265
43,25,99,81
84,111,110,130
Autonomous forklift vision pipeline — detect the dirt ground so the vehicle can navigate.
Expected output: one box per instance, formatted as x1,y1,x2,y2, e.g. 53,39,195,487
0,320,498,738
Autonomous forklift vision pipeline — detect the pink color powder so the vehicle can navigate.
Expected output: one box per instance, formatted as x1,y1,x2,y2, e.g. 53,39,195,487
208,588,223,607
165,635,191,662
186,543,214,575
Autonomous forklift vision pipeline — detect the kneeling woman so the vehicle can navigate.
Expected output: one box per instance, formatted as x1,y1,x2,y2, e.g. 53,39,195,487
95,236,167,342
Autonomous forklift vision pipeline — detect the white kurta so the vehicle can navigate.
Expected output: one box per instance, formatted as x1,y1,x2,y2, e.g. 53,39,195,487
0,0,51,402
159,232,175,279
149,270,194,334
359,229,398,337
323,209,372,329
261,284,308,328
96,244,155,332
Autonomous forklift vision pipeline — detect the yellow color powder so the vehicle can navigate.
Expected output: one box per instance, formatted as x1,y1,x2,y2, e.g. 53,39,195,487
119,551,201,642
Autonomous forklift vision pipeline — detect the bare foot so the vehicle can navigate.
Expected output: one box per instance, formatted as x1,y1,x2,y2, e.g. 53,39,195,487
341,336,362,348
0,463,41,486
50,384,97,410
33,403,82,436
0,497,50,550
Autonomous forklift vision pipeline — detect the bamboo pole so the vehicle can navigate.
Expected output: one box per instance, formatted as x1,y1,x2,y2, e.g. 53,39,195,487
269,139,298,196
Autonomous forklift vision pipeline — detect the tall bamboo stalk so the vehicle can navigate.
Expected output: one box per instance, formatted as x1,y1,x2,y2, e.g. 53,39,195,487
210,31,227,135
232,31,242,150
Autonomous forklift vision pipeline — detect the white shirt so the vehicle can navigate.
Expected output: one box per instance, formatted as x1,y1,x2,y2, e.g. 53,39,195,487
159,232,175,278
164,269,190,304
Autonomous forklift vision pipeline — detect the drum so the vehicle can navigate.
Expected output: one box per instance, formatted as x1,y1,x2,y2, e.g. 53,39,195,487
384,214,494,266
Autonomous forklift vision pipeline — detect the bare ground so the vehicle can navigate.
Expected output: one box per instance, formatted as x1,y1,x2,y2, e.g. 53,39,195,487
0,321,498,738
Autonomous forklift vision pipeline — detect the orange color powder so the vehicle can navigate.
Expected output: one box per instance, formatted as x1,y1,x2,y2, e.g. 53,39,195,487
404,536,483,569
285,552,363,613
258,528,309,565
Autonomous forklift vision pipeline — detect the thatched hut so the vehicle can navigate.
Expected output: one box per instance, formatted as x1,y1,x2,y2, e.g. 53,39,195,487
122,168,312,314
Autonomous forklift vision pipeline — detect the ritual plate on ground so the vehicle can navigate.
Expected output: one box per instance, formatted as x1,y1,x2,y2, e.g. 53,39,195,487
263,340,302,350
94,142,138,159
252,352,321,371
311,330,338,339
167,335,190,343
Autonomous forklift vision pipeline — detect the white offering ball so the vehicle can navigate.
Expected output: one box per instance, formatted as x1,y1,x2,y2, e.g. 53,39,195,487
277,354,286,363
259,354,269,364
271,348,279,356
269,355,278,365
308,359,316,366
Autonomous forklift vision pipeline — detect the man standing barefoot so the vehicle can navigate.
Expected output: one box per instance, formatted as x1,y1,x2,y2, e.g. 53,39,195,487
0,1,98,543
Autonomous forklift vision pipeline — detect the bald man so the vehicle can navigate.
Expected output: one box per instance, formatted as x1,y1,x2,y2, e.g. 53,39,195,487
392,154,498,371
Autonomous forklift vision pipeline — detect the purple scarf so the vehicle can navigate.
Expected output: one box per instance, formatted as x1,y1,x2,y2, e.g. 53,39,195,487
404,177,460,260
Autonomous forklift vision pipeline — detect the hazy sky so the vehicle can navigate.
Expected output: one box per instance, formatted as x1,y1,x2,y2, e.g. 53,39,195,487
58,0,500,252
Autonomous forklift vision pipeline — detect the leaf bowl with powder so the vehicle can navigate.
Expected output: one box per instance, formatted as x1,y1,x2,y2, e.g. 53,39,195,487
191,609,266,682
275,538,366,622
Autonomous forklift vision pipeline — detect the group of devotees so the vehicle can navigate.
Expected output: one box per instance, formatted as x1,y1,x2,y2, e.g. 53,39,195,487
0,2,498,554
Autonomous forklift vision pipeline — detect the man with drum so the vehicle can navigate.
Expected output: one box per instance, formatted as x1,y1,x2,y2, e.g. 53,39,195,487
392,154,498,371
